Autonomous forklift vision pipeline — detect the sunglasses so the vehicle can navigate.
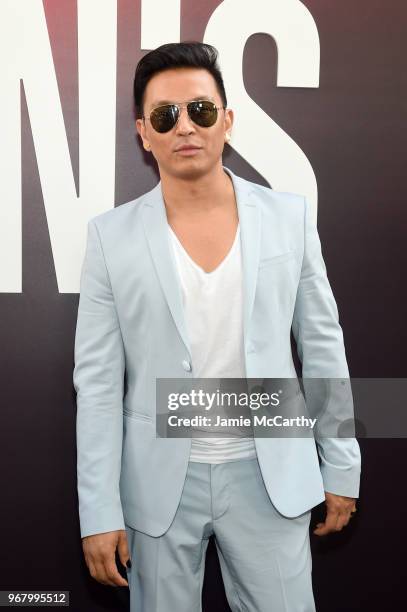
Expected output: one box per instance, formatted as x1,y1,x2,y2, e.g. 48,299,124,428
143,99,225,133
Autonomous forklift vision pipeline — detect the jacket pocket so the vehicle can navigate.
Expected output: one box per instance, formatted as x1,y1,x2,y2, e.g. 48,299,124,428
123,409,152,423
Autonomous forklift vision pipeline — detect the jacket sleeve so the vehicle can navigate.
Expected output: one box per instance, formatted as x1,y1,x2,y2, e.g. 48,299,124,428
291,196,361,498
73,219,126,538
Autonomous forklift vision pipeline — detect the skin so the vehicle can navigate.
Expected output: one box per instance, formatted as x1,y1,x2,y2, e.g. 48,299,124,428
136,66,238,273
82,530,129,587
313,492,357,535
82,66,357,587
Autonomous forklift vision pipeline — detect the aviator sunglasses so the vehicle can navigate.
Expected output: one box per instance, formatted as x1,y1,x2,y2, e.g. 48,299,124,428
142,99,226,133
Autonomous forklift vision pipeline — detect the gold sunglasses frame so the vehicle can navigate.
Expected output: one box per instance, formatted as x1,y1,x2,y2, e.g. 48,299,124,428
142,99,226,132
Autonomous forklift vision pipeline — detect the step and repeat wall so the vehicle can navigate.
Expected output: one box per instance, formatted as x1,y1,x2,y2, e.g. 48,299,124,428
0,1,406,610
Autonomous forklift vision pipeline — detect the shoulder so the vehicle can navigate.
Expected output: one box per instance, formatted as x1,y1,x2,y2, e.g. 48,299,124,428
235,172,305,220
87,183,157,234
89,196,143,227
254,181,304,205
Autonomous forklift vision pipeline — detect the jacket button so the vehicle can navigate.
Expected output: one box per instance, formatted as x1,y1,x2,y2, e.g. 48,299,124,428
182,360,192,371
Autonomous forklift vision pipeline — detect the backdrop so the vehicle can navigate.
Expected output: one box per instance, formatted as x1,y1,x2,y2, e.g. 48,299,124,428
0,1,406,610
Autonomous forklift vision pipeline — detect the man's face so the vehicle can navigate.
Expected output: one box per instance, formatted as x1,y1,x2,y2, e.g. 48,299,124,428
136,67,233,179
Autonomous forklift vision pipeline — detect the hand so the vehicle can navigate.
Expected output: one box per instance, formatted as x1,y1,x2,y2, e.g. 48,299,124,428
313,492,357,536
82,529,131,586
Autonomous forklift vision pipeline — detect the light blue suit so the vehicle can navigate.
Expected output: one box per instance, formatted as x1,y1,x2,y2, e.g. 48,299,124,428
73,165,361,540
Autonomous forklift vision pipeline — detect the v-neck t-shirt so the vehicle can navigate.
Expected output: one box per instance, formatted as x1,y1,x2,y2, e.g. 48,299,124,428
168,223,257,464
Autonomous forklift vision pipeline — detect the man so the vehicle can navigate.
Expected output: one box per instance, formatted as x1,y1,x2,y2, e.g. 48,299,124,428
73,41,361,611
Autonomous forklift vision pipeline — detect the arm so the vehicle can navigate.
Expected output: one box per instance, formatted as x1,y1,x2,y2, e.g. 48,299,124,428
291,196,361,499
73,219,126,539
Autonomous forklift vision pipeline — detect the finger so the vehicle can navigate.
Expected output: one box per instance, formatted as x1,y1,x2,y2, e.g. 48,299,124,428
103,555,129,587
117,530,131,569
313,509,340,536
87,559,98,582
335,511,351,531
313,523,328,536
92,559,115,586
313,520,331,536
84,553,102,583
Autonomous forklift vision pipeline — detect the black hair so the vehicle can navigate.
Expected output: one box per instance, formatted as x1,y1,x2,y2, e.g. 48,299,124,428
133,41,227,119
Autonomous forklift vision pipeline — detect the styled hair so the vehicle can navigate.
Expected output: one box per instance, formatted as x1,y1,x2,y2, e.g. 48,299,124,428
133,41,227,119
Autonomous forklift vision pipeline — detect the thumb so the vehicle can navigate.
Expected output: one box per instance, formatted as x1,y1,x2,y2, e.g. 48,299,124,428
117,529,131,568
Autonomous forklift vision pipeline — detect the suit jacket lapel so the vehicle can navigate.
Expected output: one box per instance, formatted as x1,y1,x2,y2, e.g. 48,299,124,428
141,180,192,357
224,167,261,343
140,165,262,359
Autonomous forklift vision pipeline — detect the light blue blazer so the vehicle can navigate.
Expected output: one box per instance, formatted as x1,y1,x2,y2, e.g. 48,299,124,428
73,165,361,539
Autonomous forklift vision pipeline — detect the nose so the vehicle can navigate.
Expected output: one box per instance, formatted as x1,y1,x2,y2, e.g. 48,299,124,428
175,105,196,135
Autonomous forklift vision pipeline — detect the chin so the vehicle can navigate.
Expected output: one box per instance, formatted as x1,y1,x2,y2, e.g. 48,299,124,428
171,159,209,177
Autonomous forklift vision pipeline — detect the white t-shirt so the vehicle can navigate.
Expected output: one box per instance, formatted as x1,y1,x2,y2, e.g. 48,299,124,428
168,222,257,463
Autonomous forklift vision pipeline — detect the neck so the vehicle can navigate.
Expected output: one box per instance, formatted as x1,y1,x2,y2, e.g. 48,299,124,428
159,163,234,215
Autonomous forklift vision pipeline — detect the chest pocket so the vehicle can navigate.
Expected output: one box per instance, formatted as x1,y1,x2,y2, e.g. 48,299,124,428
258,249,297,269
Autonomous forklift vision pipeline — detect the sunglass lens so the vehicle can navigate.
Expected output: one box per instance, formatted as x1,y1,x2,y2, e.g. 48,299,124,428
188,101,218,127
150,105,178,133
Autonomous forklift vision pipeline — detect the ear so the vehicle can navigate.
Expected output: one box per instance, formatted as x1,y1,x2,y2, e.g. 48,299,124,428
224,108,234,133
136,118,151,151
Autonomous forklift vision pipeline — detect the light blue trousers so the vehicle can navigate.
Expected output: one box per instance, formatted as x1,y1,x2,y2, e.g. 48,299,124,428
125,457,316,611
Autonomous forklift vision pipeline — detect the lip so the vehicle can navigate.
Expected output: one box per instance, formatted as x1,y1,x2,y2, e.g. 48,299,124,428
174,145,202,151
174,146,202,156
